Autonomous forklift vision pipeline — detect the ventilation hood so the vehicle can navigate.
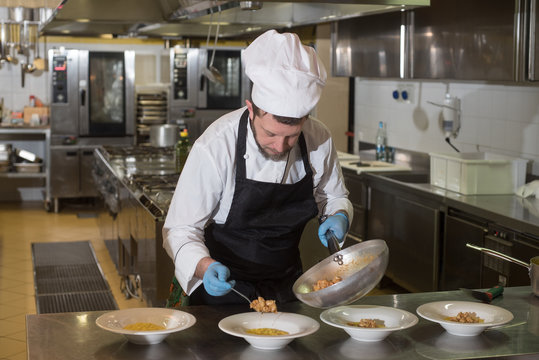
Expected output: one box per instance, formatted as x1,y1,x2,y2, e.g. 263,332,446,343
40,0,429,39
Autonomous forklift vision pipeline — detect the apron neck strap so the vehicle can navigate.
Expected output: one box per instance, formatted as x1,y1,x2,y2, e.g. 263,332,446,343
236,109,312,179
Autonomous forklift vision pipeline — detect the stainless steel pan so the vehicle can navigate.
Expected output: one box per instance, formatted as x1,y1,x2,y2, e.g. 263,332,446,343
293,239,389,308
466,243,539,297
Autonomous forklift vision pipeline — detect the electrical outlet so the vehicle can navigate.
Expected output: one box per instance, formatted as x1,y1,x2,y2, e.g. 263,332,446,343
393,83,415,104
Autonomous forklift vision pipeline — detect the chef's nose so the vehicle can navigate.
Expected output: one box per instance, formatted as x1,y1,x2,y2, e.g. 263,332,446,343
273,137,288,153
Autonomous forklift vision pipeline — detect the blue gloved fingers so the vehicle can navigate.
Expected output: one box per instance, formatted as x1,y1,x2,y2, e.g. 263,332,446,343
203,262,235,296
318,221,330,247
318,213,349,247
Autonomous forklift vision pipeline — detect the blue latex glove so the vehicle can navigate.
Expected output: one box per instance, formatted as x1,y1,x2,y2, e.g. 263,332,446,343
203,262,236,296
318,213,349,247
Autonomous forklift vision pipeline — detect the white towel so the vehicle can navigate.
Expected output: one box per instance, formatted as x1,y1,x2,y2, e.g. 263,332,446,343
515,180,539,198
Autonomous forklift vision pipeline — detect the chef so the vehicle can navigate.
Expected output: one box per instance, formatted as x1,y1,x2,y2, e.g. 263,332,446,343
163,29,353,306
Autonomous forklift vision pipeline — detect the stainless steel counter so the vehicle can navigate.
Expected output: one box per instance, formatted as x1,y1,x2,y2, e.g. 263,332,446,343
367,173,539,235
351,148,539,234
26,286,539,360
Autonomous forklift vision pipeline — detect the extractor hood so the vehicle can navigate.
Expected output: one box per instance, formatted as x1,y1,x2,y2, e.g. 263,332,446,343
40,0,429,39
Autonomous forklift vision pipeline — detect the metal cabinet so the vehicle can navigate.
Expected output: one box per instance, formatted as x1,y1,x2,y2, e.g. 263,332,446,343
367,182,441,292
332,0,526,82
411,0,521,81
342,169,367,242
50,145,99,211
332,11,405,78
440,210,487,291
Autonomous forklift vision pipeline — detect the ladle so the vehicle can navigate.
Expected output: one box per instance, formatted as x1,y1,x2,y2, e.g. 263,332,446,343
33,32,45,70
202,7,224,85
0,21,10,63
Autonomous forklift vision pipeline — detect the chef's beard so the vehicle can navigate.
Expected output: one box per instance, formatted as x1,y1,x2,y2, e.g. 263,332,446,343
251,120,291,162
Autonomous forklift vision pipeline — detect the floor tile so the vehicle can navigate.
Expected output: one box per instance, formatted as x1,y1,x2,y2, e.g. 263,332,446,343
0,290,25,305
0,201,150,357
6,330,26,342
0,337,26,358
0,318,26,337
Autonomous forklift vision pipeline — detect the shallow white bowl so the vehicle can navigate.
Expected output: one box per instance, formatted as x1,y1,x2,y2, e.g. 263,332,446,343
416,301,513,336
320,305,418,342
218,312,319,350
95,307,196,345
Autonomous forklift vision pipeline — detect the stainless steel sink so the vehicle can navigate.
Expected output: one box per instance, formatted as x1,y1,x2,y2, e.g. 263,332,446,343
381,173,429,183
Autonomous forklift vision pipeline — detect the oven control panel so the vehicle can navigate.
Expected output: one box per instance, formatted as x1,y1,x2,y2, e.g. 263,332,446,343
52,55,68,103
173,52,188,100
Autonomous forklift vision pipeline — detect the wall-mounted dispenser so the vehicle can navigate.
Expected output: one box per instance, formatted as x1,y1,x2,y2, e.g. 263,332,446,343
428,93,461,152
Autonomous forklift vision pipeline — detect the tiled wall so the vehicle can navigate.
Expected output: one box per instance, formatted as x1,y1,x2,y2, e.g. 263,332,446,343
354,79,539,175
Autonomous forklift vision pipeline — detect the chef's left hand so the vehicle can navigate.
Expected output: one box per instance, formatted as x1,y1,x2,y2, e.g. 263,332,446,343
203,262,236,296
318,213,348,247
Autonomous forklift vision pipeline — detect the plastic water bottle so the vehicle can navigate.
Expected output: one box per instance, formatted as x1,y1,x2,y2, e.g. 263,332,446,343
375,121,387,161
175,129,190,174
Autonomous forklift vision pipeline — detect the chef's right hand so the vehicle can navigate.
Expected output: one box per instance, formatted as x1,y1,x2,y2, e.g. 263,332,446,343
203,262,236,296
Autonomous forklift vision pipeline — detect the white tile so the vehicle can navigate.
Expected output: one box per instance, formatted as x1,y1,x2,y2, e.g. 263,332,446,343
476,117,492,147
457,115,479,144
521,122,539,156
489,119,507,150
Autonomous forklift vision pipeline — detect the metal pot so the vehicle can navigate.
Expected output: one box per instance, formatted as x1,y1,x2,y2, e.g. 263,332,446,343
466,244,539,297
293,239,389,308
149,124,179,147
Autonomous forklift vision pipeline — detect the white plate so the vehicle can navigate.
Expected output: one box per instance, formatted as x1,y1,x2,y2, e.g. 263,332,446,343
95,307,196,345
218,312,319,350
416,301,513,336
320,305,418,342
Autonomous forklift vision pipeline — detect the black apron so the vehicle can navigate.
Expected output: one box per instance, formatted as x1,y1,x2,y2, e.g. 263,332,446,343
190,109,318,305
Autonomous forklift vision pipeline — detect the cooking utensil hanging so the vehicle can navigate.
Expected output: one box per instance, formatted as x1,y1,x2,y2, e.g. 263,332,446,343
202,7,224,85
466,243,539,297
0,21,11,64
33,31,45,70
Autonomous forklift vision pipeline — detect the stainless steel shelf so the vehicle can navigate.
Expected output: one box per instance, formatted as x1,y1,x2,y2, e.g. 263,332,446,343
0,127,51,210
0,172,47,178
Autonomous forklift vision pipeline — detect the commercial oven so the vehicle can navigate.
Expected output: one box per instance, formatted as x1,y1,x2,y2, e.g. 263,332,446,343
169,46,250,141
48,49,135,210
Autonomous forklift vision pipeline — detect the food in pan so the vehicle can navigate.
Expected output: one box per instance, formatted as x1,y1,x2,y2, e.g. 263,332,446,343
123,322,166,331
444,312,484,323
245,327,289,336
312,276,343,291
346,318,385,328
250,297,278,313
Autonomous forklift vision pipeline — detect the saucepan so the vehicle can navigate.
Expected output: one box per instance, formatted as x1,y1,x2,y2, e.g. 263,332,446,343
150,124,179,147
466,243,539,297
293,239,389,308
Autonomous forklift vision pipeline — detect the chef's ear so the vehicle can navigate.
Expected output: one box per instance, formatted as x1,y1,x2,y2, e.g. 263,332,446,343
245,99,255,120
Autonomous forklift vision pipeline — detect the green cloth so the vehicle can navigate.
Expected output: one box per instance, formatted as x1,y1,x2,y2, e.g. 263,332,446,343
166,276,190,308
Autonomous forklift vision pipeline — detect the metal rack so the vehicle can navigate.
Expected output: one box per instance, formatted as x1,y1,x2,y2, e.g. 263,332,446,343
0,127,51,210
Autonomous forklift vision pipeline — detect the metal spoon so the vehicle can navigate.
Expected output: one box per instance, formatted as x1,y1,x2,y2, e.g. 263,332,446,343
231,287,252,304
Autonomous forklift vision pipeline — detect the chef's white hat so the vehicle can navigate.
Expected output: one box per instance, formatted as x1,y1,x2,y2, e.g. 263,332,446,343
242,29,327,118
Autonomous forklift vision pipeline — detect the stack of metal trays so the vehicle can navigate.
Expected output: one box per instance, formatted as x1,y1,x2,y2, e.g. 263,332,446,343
136,91,168,144
0,144,11,173
13,148,43,173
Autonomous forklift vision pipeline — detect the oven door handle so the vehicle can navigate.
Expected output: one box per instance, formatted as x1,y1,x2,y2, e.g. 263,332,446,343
200,75,206,92
80,89,86,106
466,243,530,269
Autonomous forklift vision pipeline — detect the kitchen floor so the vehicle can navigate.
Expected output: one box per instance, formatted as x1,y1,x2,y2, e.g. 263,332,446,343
0,201,406,360
0,201,146,360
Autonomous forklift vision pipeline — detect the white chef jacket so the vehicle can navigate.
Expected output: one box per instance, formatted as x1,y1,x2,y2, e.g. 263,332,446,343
163,107,353,295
